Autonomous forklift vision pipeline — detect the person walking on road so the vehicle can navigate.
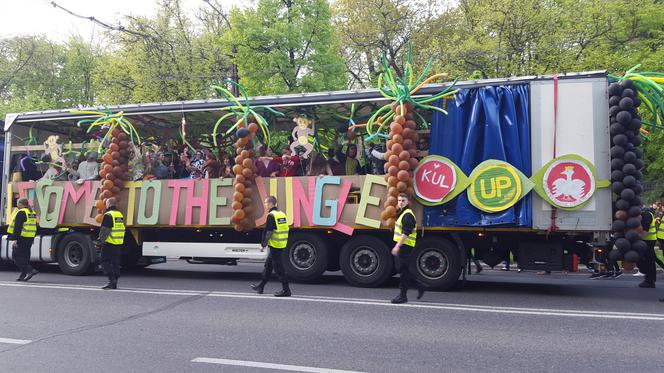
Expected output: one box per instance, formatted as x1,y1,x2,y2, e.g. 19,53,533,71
251,196,292,297
97,197,125,290
640,207,658,288
656,193,664,272
7,198,39,282
390,193,425,304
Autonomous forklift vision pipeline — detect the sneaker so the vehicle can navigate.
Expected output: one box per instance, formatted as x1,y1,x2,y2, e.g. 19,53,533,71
600,272,615,279
101,281,117,290
22,269,39,282
273,289,291,297
250,284,264,294
16,274,26,282
391,294,407,304
589,272,604,279
633,271,645,277
613,270,624,279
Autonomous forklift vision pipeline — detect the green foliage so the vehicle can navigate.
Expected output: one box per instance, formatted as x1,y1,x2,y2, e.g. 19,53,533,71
94,0,228,104
1,0,664,187
226,0,346,95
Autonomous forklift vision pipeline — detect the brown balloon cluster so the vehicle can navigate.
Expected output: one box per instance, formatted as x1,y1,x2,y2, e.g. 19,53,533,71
230,121,260,231
94,128,131,223
380,103,420,228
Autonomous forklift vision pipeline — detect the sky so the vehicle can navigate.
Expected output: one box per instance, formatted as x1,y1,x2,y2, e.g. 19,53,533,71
0,0,247,42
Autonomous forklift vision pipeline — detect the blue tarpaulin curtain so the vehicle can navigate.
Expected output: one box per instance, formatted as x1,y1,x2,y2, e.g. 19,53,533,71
423,84,532,227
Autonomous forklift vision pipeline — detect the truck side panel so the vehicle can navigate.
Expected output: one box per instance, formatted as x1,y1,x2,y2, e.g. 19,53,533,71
530,77,612,231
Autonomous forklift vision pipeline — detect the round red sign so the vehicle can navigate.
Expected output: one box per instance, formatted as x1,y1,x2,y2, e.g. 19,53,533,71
543,159,595,208
414,156,457,204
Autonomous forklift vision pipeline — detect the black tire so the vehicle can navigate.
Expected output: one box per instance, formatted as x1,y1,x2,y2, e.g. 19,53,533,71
340,235,393,287
283,233,329,282
410,237,462,291
57,233,94,276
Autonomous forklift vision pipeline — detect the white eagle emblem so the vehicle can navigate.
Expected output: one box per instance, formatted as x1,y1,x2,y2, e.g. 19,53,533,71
551,166,586,201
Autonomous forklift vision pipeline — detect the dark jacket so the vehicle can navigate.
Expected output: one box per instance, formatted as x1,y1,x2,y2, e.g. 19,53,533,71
261,207,278,247
396,207,416,236
8,209,27,241
642,208,654,232
335,146,363,175
101,206,118,229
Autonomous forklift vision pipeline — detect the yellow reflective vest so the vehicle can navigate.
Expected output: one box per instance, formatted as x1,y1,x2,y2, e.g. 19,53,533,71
267,210,289,249
658,213,664,240
645,212,657,241
7,208,37,238
104,210,125,245
393,208,417,247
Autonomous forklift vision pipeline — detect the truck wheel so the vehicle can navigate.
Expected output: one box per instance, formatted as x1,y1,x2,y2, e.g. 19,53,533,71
284,233,328,282
57,233,94,276
340,235,393,287
410,238,461,291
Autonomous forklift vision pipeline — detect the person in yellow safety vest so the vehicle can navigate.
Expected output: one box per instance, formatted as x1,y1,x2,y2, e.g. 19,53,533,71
97,197,125,290
7,198,39,282
655,193,664,272
657,193,664,256
638,208,658,288
390,193,426,304
250,196,291,297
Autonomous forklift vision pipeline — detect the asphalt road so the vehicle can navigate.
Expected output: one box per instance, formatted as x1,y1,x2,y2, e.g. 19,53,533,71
1,260,663,373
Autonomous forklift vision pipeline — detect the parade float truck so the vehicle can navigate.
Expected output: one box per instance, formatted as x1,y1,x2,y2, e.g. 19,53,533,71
0,71,622,290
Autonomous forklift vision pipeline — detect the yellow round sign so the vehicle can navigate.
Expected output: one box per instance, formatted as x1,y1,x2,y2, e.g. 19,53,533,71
468,164,522,213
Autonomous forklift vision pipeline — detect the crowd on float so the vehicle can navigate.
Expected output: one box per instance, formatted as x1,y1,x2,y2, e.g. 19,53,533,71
10,138,390,184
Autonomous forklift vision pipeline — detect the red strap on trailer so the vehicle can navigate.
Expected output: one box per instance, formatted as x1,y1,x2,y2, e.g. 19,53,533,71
547,74,559,237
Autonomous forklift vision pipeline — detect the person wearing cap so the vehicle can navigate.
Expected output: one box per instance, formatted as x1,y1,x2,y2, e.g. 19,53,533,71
7,198,39,281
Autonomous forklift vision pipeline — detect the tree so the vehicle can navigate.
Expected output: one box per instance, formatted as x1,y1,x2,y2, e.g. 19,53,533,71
0,36,66,117
226,0,346,95
94,0,233,104
333,0,436,88
61,36,98,107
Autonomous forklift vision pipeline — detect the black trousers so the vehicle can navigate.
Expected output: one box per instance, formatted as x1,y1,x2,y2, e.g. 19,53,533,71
467,248,481,270
656,240,664,270
260,247,288,285
397,245,423,294
638,240,657,284
101,243,123,281
12,238,34,275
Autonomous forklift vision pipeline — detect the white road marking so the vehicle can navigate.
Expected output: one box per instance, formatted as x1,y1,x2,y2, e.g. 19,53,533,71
0,338,31,345
2,281,664,321
191,357,365,372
